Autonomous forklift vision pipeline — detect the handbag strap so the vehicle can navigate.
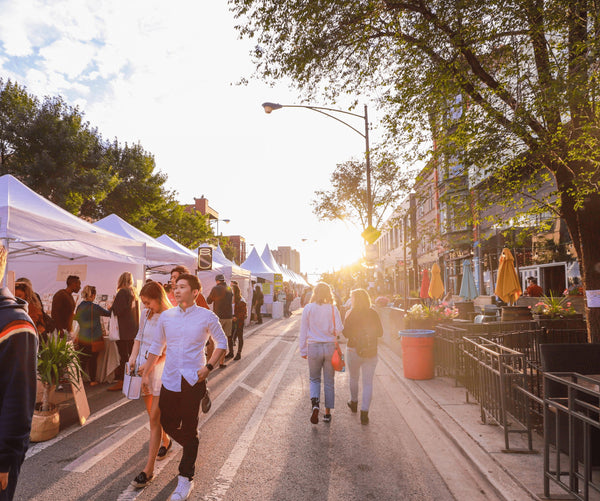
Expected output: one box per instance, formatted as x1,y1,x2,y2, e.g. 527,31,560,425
331,304,337,338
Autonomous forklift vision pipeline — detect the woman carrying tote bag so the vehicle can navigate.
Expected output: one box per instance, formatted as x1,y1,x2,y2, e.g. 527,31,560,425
342,288,383,425
299,282,343,424
127,281,172,489
108,272,140,391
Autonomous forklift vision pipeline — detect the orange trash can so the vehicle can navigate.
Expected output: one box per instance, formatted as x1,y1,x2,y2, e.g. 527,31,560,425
399,329,435,380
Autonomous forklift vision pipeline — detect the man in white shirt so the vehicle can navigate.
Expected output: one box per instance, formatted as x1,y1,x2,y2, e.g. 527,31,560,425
144,274,227,501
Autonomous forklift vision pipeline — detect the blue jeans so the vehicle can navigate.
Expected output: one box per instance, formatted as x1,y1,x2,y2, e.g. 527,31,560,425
346,347,378,411
307,342,336,409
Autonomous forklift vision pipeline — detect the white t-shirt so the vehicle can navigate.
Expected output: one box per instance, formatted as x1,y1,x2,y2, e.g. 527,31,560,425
135,310,164,396
299,303,343,357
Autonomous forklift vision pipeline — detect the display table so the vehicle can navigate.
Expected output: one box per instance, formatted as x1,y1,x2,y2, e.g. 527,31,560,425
271,301,283,319
96,337,120,383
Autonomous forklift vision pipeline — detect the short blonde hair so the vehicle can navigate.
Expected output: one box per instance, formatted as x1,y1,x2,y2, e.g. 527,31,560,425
310,282,334,305
81,285,97,301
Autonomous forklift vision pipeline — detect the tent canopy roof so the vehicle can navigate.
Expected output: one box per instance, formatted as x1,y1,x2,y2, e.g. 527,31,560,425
93,214,196,270
0,175,146,264
242,247,274,275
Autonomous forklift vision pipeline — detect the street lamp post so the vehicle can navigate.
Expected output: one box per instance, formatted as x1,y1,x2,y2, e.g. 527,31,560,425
214,218,230,236
262,102,373,229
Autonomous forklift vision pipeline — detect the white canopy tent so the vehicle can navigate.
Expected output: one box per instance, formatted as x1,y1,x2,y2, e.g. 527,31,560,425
242,247,277,313
0,175,148,304
93,214,197,274
196,244,252,306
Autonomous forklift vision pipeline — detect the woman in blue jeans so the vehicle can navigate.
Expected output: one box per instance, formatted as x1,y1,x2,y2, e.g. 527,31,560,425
342,289,383,425
299,282,343,424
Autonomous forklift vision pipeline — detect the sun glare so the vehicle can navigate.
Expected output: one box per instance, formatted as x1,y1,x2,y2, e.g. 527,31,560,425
303,221,365,278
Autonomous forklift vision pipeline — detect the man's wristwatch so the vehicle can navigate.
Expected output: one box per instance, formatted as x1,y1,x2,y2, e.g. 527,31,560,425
205,363,214,372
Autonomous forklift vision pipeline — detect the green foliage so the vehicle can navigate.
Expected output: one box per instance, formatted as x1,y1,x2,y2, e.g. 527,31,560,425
37,334,84,411
231,0,600,340
0,78,215,248
0,81,116,213
37,334,83,388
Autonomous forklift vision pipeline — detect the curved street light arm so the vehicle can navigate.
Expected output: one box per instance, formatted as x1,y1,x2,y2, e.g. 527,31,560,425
262,103,366,138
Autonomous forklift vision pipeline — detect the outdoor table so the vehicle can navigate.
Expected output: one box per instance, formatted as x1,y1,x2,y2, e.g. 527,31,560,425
96,336,119,383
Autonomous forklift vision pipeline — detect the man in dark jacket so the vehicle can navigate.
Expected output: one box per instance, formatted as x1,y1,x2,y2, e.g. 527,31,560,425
252,285,264,324
51,275,81,335
0,246,38,501
206,274,233,366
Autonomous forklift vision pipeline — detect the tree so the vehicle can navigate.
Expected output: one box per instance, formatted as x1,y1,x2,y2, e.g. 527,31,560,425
0,79,214,249
312,151,412,231
231,0,600,341
0,81,115,214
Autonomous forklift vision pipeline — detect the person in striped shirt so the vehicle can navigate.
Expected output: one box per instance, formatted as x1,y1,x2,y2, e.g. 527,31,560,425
0,245,38,501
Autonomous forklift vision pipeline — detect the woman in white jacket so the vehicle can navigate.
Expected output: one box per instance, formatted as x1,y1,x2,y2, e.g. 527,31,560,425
299,282,343,424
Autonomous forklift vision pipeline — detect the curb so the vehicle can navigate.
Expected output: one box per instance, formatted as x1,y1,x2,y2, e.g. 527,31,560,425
380,340,538,501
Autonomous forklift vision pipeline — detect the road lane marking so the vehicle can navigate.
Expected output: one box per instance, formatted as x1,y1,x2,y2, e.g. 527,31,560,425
116,442,183,501
238,382,265,398
203,340,297,501
197,319,298,426
26,397,132,460
114,318,299,500
63,414,148,472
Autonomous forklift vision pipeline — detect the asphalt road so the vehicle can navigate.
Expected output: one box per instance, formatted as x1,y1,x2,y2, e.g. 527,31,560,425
17,313,502,501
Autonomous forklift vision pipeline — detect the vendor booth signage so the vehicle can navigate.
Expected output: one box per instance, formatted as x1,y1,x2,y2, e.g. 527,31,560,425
57,264,88,282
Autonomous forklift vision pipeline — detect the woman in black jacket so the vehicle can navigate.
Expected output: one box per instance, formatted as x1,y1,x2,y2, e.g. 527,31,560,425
342,288,383,425
108,272,140,391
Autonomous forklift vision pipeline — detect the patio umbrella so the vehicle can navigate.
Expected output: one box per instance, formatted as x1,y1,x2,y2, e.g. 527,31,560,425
459,259,478,301
419,269,430,299
428,263,445,300
494,248,522,305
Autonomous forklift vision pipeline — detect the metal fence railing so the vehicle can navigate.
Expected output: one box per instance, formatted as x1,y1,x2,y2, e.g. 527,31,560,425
460,336,536,452
543,372,600,501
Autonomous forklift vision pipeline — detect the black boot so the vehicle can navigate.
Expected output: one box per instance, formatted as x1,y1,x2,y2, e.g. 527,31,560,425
310,398,319,424
360,410,369,425
347,401,358,413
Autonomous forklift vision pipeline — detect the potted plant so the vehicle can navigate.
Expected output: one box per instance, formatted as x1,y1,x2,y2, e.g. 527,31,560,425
30,334,83,442
530,293,582,320
404,302,458,329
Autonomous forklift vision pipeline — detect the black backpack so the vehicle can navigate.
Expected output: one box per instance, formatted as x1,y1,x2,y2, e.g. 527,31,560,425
355,331,378,358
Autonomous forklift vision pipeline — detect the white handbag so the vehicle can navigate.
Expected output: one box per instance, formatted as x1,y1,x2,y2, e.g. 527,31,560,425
123,363,142,400
108,312,120,341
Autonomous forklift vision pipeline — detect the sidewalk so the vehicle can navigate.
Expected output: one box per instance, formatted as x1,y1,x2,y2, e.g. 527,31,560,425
381,336,565,501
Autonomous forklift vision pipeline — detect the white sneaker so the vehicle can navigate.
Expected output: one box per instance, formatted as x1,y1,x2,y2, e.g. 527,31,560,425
169,475,194,500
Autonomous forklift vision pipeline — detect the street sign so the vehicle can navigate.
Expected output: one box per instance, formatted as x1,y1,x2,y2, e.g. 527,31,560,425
198,247,213,270
361,225,381,244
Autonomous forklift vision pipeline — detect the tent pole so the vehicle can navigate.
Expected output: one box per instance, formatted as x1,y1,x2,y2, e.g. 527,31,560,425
2,238,8,287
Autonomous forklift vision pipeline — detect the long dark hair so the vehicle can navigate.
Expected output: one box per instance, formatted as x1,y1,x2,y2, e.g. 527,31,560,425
232,283,242,302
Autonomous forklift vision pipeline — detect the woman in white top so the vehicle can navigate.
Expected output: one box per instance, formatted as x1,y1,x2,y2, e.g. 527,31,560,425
299,282,343,424
127,281,172,489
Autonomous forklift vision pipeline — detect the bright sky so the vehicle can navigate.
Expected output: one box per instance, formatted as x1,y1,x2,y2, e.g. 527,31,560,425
0,1,383,279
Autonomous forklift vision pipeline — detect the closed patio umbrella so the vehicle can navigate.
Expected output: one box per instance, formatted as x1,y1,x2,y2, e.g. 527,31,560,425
428,263,445,300
419,269,430,299
459,259,478,301
494,248,522,305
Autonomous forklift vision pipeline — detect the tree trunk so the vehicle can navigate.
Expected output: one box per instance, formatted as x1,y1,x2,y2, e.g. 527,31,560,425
575,193,600,343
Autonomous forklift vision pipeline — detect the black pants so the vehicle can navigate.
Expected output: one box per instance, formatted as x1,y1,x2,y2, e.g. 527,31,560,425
254,304,262,324
79,344,99,382
232,321,244,354
115,339,134,380
159,378,206,480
